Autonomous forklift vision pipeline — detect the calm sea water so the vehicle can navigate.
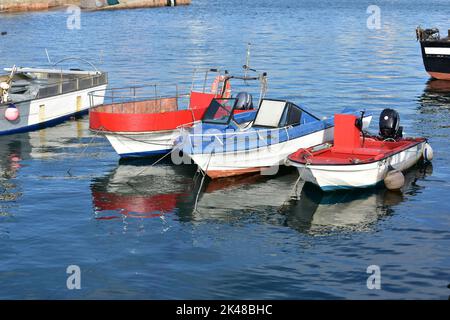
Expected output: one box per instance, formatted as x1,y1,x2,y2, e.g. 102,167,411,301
0,0,449,299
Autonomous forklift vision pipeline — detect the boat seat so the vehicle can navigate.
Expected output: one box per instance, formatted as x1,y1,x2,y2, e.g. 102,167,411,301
331,113,361,154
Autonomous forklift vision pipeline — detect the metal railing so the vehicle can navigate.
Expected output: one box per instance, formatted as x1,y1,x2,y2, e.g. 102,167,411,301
37,73,108,99
88,83,191,114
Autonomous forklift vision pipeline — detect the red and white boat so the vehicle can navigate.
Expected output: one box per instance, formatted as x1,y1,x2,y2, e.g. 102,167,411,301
89,68,232,158
288,109,433,191
89,67,267,158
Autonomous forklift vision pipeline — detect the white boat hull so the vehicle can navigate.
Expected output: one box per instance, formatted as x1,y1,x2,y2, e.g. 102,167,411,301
291,141,427,191
0,84,107,135
190,127,335,178
104,130,178,158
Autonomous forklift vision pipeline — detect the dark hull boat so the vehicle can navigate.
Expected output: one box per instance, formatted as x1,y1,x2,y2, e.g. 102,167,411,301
417,27,450,80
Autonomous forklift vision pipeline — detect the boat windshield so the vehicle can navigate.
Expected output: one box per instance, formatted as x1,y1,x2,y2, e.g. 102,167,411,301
202,98,237,125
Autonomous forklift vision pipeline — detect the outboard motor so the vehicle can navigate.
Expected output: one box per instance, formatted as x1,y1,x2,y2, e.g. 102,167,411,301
379,108,403,140
234,92,253,110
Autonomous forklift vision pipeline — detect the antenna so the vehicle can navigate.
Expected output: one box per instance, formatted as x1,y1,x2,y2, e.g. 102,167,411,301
245,43,251,68
99,49,104,65
243,42,251,85
244,43,251,75
45,48,52,64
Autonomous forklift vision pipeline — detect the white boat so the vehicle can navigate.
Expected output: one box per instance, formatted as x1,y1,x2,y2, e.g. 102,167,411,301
287,110,432,191
180,98,372,178
0,59,107,136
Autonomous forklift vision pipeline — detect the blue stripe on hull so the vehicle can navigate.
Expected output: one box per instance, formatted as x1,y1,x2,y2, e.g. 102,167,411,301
0,109,88,136
118,149,172,158
320,181,383,192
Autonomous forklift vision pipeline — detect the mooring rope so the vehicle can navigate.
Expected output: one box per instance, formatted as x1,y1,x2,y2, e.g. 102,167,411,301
67,126,104,176
278,155,310,211
124,147,181,189
193,151,213,213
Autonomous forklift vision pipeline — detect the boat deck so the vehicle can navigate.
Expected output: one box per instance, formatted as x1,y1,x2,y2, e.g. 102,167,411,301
289,137,425,165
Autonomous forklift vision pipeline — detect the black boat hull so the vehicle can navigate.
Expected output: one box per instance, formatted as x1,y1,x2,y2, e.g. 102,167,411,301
420,41,450,80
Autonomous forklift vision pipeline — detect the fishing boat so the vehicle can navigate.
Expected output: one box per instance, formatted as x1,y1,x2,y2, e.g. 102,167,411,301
416,27,450,80
89,67,268,158
0,58,107,136
287,109,433,191
178,98,372,179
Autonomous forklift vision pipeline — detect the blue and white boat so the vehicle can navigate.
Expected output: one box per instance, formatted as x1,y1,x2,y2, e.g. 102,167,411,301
178,98,372,178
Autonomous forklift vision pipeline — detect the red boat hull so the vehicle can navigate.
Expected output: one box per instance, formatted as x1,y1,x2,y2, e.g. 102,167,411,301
428,71,450,80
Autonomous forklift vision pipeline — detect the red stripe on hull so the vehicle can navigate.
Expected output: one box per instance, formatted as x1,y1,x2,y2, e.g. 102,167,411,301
89,91,217,132
428,71,450,80
90,108,206,132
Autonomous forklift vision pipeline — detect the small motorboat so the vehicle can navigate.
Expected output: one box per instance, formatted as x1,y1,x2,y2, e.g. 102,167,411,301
89,66,268,158
0,58,107,136
287,109,433,191
416,27,450,80
178,98,372,179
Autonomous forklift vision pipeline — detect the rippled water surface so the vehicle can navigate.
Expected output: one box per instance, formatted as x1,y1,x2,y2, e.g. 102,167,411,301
0,0,449,299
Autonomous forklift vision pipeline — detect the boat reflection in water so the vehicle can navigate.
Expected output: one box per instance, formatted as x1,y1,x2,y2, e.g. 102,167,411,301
1,118,92,217
91,160,432,235
0,134,31,216
282,163,433,234
191,164,432,234
91,159,196,221
417,79,450,138
419,79,450,108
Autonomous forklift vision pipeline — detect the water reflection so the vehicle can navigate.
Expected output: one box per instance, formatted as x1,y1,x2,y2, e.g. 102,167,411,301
418,79,450,110
0,134,30,216
281,163,433,234
188,170,298,221
91,162,432,235
90,159,196,220
416,79,450,140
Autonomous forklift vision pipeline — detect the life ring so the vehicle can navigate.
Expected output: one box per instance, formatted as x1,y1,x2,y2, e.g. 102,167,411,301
211,75,231,98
